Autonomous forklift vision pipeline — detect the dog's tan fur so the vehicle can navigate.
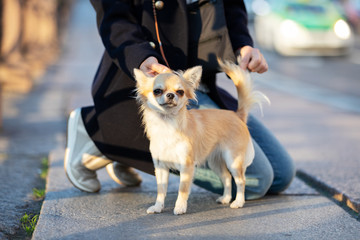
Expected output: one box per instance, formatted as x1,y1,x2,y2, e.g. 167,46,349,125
134,60,268,215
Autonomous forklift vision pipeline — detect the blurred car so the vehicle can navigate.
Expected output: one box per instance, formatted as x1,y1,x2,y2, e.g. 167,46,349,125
254,0,354,56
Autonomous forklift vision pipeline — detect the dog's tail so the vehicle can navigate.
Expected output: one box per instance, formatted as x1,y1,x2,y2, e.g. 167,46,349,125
218,59,270,123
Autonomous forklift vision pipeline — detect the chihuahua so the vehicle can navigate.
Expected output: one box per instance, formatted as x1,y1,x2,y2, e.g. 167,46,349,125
134,60,268,215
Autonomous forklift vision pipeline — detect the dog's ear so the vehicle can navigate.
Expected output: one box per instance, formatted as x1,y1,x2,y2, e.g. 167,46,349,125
134,68,154,97
183,66,202,90
133,68,148,87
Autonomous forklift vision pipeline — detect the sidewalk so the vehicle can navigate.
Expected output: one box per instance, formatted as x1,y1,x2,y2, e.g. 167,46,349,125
25,0,360,239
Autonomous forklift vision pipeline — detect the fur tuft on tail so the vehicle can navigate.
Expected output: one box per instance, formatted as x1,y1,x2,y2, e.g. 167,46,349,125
218,59,270,123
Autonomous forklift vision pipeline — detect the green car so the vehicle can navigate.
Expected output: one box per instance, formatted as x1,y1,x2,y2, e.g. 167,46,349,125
254,0,354,56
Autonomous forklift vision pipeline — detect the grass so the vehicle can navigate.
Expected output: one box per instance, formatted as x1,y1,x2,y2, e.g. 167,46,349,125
32,188,46,199
32,157,49,200
20,213,38,236
19,157,49,238
40,157,49,180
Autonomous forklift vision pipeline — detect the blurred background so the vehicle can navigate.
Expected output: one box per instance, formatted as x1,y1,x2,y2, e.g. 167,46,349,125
0,0,72,94
246,0,359,56
242,0,360,108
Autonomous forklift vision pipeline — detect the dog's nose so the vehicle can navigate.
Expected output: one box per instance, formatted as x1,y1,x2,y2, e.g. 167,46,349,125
166,93,175,100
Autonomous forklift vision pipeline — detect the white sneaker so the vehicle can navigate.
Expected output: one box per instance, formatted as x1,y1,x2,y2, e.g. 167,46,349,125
64,108,111,192
106,162,142,187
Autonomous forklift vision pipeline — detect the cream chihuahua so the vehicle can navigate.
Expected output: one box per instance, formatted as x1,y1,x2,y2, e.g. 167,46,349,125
134,60,268,215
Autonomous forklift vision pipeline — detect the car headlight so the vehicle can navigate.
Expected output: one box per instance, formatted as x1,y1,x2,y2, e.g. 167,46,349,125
334,19,351,40
280,19,301,39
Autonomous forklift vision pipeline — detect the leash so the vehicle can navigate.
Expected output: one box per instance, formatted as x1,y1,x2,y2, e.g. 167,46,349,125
152,0,170,68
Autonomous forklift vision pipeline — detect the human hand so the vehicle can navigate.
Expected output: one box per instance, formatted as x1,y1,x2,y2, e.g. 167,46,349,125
139,56,170,77
238,46,268,73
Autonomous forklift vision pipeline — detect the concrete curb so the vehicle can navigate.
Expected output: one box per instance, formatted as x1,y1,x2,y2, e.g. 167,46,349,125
297,170,360,216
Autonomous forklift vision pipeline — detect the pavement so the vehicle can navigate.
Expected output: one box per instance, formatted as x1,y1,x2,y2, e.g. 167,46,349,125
0,0,359,239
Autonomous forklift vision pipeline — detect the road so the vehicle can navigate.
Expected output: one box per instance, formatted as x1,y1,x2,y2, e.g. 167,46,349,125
263,39,360,98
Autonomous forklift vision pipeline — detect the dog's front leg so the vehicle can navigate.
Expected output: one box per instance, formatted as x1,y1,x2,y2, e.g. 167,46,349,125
174,164,195,215
147,166,169,214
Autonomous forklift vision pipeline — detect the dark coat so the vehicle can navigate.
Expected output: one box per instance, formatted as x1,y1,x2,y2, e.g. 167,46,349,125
84,0,253,175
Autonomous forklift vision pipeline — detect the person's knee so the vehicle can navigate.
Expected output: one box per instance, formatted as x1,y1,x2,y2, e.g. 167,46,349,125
244,166,274,200
268,160,296,194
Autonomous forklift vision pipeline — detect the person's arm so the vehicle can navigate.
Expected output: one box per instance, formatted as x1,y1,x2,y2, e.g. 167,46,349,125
223,0,253,51
90,0,163,77
223,0,268,73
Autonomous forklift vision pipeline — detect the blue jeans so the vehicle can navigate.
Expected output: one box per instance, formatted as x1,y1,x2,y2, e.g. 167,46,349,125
189,91,295,200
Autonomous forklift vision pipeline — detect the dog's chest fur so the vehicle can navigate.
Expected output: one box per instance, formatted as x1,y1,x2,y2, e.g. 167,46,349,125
143,110,192,168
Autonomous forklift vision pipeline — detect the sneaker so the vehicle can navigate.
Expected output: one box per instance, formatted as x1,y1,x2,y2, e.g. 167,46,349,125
106,162,142,187
64,108,110,192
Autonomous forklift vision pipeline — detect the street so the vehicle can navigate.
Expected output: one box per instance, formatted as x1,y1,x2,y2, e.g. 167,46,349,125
263,39,360,99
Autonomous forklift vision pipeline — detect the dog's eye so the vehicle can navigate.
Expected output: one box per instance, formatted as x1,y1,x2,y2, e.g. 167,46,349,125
176,90,184,96
153,89,163,96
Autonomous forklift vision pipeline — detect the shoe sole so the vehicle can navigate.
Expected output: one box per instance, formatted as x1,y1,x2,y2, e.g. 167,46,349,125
106,163,142,187
64,109,99,193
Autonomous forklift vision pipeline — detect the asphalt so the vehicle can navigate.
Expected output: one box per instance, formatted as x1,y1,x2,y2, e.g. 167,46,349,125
1,0,359,239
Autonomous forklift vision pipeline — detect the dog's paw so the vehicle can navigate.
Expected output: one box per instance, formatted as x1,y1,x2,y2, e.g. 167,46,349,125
216,196,232,205
230,199,244,209
173,201,187,215
147,204,163,214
